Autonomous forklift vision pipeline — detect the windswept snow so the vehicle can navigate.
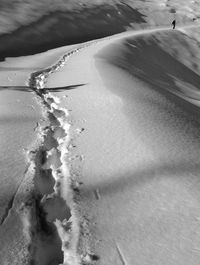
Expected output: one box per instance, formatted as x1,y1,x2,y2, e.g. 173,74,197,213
0,44,81,264
47,24,200,264
1,15,200,265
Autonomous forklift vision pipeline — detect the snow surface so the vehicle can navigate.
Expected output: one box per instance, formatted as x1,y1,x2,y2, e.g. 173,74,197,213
1,15,200,265
47,23,200,264
0,44,78,264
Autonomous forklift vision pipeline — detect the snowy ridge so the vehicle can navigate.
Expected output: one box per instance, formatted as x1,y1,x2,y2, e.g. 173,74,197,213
19,23,200,265
27,47,83,265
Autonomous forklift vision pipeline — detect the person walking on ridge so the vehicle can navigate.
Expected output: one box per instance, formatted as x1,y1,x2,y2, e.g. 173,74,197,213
172,19,176,29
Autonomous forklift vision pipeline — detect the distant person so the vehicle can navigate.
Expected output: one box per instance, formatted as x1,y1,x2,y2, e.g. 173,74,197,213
172,19,176,29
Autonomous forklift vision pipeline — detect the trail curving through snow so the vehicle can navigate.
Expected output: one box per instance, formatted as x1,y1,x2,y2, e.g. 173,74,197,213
23,22,200,265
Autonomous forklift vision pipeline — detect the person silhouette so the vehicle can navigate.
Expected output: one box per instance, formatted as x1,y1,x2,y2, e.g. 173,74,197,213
172,19,176,29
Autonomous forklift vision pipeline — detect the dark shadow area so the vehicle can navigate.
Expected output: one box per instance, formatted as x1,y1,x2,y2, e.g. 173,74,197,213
47,83,86,92
0,83,86,92
96,30,200,150
99,30,200,102
0,3,146,61
0,67,42,71
0,86,32,92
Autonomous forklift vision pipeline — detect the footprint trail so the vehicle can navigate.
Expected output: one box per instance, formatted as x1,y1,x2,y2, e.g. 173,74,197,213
26,47,83,265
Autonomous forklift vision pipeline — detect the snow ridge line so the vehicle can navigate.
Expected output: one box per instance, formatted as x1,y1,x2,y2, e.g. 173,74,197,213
27,47,83,265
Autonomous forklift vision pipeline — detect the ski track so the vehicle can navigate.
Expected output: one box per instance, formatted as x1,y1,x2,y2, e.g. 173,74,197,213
0,163,30,225
1,23,199,264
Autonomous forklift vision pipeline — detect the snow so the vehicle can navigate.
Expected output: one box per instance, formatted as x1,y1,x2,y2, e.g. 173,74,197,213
1,9,200,265
0,44,77,264
47,24,200,264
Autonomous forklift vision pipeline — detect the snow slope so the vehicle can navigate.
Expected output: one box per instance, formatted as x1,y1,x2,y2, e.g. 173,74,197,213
0,44,78,264
47,24,200,264
2,22,200,264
